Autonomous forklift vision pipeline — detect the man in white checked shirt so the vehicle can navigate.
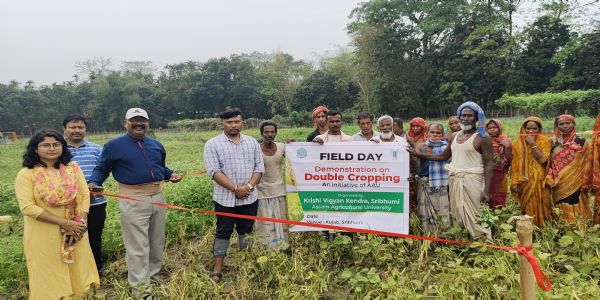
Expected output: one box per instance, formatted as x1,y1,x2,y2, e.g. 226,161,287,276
203,108,264,283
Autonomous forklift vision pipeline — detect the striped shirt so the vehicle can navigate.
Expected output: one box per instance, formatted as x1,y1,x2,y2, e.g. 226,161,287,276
204,133,264,207
67,139,106,206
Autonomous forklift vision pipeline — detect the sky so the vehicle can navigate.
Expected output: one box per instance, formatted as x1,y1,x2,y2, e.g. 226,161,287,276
0,0,363,85
1,0,598,86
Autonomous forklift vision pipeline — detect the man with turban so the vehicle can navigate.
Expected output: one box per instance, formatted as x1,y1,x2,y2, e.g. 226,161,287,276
306,105,329,142
409,101,494,242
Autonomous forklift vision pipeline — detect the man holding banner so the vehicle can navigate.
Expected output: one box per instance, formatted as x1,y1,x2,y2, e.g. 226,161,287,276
312,110,353,144
371,115,407,143
286,111,411,234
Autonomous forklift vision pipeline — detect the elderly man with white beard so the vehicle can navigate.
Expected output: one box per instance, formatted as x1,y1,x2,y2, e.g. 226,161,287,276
370,115,408,144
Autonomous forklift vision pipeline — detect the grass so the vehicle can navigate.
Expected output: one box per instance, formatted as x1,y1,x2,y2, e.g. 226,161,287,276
1,118,599,299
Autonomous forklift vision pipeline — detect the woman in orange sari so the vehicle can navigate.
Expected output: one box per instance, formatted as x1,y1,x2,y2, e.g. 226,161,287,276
546,114,592,223
510,117,553,227
486,119,512,209
583,113,600,224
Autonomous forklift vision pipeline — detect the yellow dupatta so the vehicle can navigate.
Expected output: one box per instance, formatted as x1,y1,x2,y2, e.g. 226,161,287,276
33,162,83,263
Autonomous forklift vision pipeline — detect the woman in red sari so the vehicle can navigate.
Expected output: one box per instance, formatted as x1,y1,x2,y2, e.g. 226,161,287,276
485,119,512,209
408,117,427,144
407,117,428,212
545,114,592,223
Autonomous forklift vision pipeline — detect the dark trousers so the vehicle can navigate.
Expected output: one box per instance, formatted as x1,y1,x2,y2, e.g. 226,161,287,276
88,202,107,271
213,201,258,256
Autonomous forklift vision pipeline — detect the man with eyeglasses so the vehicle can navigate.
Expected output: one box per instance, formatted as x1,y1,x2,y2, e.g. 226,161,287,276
89,108,181,299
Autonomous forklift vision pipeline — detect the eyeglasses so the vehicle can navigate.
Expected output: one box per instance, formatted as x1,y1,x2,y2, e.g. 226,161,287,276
38,143,63,149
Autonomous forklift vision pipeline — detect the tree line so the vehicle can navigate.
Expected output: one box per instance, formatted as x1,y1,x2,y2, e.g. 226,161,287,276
1,0,599,133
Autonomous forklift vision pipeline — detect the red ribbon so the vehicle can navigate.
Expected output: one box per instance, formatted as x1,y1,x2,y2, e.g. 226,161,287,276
91,190,552,291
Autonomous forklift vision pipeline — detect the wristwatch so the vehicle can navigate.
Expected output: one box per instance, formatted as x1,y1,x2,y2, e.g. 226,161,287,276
247,183,255,191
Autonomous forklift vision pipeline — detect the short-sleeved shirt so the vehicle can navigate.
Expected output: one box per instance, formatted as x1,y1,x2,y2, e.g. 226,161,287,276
370,135,408,145
315,131,353,143
67,139,106,206
204,133,265,207
353,131,380,141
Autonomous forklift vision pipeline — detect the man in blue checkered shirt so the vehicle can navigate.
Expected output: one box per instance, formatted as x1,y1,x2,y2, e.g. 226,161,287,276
63,114,106,275
204,108,264,283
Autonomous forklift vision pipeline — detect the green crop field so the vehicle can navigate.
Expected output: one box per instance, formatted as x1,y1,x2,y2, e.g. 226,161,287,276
1,119,599,299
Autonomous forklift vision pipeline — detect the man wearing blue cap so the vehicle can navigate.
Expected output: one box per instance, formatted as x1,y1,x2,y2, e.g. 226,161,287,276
409,101,493,242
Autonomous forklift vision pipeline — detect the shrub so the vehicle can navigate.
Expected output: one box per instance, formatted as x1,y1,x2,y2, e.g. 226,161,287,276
496,89,600,117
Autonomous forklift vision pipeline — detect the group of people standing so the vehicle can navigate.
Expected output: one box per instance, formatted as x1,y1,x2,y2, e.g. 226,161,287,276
13,102,600,299
306,103,600,241
510,115,600,227
15,108,182,299
411,108,600,232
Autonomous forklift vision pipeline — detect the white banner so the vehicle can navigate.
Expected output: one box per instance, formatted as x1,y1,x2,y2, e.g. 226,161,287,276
285,142,410,234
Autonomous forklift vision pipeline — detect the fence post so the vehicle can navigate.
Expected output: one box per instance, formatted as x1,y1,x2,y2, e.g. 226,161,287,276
515,215,535,300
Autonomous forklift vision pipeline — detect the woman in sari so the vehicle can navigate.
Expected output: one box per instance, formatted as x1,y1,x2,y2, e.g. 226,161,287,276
408,117,428,144
485,119,512,209
510,117,553,227
407,117,428,212
583,112,600,224
545,115,592,223
15,129,99,299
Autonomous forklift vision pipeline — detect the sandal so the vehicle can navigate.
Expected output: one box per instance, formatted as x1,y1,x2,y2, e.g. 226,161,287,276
211,272,222,283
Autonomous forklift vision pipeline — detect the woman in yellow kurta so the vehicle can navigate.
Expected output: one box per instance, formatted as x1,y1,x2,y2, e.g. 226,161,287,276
15,129,99,300
545,115,592,223
510,117,553,227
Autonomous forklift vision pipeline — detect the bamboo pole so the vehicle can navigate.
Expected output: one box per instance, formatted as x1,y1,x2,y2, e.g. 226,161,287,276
513,215,536,300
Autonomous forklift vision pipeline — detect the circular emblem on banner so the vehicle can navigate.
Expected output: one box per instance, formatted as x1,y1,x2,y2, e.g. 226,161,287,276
296,148,307,159
391,149,399,160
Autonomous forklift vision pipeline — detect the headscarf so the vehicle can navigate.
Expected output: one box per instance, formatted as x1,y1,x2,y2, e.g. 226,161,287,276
546,114,583,181
485,119,507,143
311,105,328,129
584,113,600,190
456,101,487,137
408,117,427,143
552,114,580,150
486,119,511,170
511,116,551,185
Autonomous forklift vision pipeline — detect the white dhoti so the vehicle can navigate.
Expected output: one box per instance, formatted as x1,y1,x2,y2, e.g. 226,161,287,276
448,168,492,241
